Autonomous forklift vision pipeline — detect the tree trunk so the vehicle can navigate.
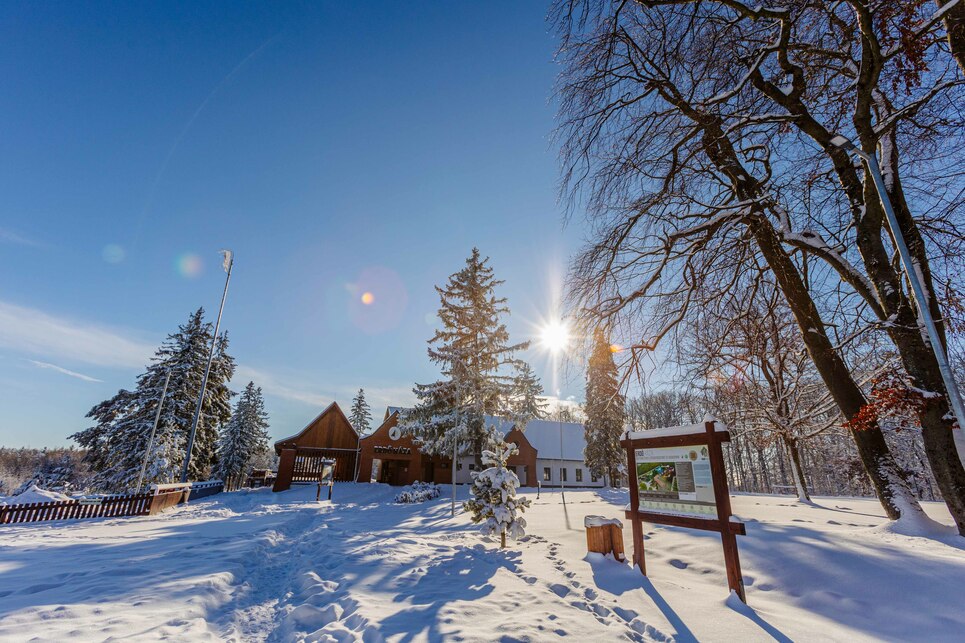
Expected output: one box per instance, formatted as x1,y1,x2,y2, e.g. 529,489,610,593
783,434,811,502
938,0,965,74
500,529,506,549
749,215,921,520
874,158,965,535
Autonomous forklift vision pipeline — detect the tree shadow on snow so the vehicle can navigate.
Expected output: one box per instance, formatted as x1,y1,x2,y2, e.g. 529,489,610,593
374,545,521,642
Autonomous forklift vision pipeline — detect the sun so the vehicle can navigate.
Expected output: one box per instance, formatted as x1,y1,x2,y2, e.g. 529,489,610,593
539,319,571,354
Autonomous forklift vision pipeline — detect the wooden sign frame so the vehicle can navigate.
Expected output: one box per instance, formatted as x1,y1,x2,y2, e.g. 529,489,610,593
316,458,336,502
621,420,747,602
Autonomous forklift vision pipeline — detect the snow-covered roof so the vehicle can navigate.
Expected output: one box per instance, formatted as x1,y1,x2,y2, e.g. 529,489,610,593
623,415,726,441
519,419,586,461
379,406,589,461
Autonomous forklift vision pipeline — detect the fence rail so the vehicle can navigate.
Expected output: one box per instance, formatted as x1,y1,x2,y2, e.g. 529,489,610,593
0,480,225,526
0,493,153,525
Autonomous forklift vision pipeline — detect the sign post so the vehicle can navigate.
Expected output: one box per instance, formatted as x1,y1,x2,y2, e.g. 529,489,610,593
621,418,746,602
316,459,336,502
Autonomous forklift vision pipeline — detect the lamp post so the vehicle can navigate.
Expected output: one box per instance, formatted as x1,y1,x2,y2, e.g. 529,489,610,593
181,250,234,483
137,369,171,493
832,136,965,463
539,319,571,504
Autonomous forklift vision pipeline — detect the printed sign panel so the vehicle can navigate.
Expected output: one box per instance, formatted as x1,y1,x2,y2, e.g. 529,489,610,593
635,445,716,517
319,461,335,485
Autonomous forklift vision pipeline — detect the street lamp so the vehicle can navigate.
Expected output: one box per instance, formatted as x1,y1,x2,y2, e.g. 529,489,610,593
832,135,965,463
539,319,571,504
181,250,234,483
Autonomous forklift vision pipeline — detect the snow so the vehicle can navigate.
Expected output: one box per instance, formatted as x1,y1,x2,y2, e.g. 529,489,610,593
0,484,962,641
584,515,622,528
1,484,70,505
624,415,727,440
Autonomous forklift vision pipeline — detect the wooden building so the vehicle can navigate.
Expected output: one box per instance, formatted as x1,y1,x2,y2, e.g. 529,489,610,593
358,409,539,487
272,402,360,492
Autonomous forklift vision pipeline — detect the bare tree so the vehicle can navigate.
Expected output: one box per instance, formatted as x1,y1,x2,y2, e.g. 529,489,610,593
552,0,965,529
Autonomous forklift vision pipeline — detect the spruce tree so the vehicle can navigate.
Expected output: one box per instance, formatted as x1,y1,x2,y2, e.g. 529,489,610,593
584,328,626,487
71,308,235,491
464,441,532,548
401,248,545,465
216,382,270,490
349,388,373,435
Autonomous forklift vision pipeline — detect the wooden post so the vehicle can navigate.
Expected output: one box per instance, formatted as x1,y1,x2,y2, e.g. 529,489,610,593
707,421,745,602
273,449,296,492
609,522,626,562
625,438,646,575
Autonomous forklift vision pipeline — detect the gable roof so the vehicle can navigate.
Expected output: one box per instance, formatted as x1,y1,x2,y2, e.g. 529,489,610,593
274,401,359,448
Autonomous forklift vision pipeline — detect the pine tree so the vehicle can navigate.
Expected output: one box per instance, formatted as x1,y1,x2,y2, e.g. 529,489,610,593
71,308,235,491
401,248,545,466
349,388,373,435
584,328,626,487
216,382,270,490
463,441,532,548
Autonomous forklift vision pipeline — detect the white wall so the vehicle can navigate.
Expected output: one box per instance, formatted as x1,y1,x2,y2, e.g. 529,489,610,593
447,457,605,487
534,458,605,488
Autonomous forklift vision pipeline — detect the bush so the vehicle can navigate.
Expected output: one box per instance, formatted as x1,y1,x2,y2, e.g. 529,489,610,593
394,481,441,504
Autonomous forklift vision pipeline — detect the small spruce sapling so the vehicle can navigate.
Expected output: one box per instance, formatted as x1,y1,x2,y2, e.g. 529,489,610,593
463,441,532,548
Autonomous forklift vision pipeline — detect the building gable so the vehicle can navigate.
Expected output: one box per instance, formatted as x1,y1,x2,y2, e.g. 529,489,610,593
274,401,360,454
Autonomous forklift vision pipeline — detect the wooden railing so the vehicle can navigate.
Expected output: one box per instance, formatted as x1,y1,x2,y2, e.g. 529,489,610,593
0,493,153,525
0,480,225,526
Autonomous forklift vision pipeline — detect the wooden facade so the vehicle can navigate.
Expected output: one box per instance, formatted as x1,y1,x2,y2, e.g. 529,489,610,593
272,402,360,492
357,410,539,487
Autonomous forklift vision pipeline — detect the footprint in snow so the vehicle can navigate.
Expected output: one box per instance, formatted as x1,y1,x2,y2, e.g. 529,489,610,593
668,559,688,569
549,583,571,598
613,606,638,623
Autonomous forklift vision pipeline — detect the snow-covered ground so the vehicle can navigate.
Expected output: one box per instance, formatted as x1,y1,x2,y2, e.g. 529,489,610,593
0,484,962,642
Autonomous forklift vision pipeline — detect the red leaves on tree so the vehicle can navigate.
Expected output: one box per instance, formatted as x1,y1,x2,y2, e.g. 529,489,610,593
843,371,945,432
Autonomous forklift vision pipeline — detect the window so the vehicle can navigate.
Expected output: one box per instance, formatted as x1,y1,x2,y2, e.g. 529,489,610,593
457,462,462,471
543,467,551,482
575,469,583,483
560,468,567,482
591,473,598,483
469,463,476,471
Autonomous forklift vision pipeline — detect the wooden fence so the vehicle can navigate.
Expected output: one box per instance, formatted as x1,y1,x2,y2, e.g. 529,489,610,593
0,480,225,526
0,493,153,525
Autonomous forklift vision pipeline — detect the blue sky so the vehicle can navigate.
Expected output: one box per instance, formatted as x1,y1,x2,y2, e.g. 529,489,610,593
0,1,592,447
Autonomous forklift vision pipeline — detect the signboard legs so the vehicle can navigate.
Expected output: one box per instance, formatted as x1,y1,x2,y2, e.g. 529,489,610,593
622,420,746,603
625,440,646,575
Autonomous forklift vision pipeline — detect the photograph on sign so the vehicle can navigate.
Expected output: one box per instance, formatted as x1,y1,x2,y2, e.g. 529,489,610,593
635,445,716,517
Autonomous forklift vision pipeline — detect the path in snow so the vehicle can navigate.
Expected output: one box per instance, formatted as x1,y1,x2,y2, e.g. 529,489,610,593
0,484,962,641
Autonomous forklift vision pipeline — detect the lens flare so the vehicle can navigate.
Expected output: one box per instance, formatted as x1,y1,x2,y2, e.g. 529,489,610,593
175,253,203,278
348,266,408,335
102,244,125,264
610,343,623,353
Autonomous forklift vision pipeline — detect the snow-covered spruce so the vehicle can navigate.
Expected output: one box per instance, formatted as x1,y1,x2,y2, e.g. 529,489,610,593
215,382,270,491
463,441,532,548
71,308,235,492
349,388,373,435
393,481,441,504
399,248,545,467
